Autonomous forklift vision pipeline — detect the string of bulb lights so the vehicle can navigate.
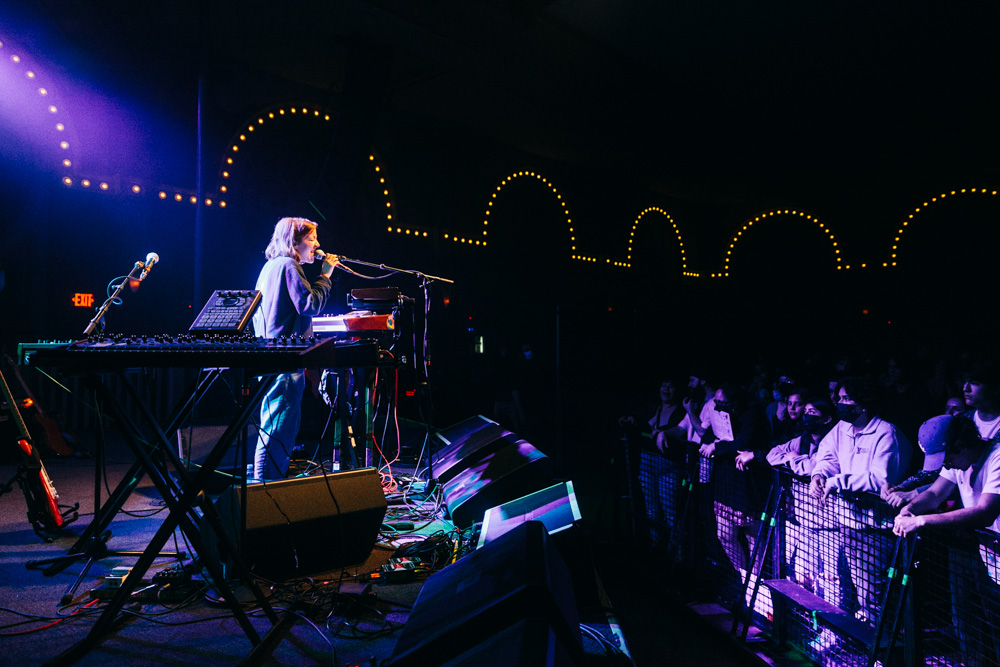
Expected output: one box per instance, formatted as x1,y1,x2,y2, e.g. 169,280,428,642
5,36,996,277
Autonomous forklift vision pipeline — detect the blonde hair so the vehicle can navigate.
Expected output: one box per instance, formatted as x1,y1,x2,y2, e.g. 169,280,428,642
264,217,318,260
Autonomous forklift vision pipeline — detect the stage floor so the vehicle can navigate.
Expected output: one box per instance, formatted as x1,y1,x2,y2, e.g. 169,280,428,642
0,436,635,666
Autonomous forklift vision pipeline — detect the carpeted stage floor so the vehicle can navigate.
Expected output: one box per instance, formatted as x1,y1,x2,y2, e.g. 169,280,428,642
0,432,764,666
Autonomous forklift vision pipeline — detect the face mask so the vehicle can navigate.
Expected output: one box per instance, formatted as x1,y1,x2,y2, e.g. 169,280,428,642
802,414,830,435
836,403,859,422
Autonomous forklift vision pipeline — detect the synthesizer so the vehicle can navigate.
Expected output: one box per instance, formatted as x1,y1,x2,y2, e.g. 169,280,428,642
312,312,394,334
188,290,261,333
18,334,392,372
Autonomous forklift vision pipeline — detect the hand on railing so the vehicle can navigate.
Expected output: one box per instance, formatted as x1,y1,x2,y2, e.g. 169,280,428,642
892,506,924,536
880,483,918,509
809,474,839,506
809,475,825,499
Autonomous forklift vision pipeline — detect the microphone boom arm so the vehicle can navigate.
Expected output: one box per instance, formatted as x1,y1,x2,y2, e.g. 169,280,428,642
82,258,148,336
337,256,455,284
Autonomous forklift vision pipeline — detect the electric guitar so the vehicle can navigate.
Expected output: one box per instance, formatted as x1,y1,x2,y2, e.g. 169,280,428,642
0,367,69,533
4,353,74,456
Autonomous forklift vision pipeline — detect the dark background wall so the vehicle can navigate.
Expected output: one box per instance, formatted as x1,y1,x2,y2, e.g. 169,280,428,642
1,2,998,480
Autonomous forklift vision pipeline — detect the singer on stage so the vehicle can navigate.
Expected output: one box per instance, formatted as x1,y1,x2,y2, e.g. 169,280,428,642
250,216,339,481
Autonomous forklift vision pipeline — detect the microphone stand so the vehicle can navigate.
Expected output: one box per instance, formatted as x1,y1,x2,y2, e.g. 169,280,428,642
83,258,150,336
31,257,178,606
338,258,453,488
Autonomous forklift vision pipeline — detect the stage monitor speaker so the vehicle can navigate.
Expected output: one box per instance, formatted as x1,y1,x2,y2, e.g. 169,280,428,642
176,424,259,492
432,415,512,484
200,468,387,581
478,481,582,548
387,521,581,667
441,440,554,527
478,480,598,609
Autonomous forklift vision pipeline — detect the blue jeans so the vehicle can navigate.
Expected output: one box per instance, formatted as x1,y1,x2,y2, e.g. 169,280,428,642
253,372,304,481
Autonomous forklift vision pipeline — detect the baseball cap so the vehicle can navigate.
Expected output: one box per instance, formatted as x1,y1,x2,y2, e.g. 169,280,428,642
917,415,953,470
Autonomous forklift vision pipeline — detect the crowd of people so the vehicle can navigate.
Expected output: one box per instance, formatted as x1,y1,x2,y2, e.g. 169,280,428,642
620,351,1000,636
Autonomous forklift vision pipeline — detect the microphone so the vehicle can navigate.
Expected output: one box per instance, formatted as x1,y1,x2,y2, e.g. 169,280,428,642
316,250,351,263
139,252,159,281
316,249,348,262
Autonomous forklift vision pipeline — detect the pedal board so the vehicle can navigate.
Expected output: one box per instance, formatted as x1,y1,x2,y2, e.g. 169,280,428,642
89,579,203,602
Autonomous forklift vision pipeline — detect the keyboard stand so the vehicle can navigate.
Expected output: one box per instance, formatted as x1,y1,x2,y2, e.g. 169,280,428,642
44,368,280,666
35,370,224,572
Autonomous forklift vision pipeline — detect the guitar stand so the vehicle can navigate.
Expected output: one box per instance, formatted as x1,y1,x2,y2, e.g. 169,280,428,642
0,467,79,543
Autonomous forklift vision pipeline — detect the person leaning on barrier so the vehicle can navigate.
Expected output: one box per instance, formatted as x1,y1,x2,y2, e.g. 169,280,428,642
881,414,953,509
809,377,912,501
809,376,912,622
893,416,1000,537
891,414,1000,667
767,395,841,603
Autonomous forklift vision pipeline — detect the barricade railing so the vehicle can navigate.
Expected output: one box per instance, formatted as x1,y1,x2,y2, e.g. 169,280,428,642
626,439,1000,666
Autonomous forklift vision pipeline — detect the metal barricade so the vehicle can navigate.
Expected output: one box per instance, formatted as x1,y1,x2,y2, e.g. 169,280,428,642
626,445,1000,666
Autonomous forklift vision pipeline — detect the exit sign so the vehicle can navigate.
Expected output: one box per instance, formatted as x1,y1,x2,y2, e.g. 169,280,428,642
72,293,94,308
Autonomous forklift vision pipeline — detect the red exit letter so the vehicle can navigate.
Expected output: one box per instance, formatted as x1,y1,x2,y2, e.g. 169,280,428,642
72,293,94,308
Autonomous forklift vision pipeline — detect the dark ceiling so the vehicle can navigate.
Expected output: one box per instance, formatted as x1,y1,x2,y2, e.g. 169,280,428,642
16,0,1000,205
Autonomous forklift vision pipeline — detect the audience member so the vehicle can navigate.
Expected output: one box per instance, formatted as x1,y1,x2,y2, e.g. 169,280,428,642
881,415,952,508
963,360,1000,441
893,415,1000,536
768,396,841,605
700,383,771,583
810,377,912,621
946,396,967,417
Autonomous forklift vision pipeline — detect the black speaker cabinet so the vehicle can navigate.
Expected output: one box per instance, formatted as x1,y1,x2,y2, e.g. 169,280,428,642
440,618,576,667
200,468,387,581
441,440,554,527
432,415,512,484
388,521,581,666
